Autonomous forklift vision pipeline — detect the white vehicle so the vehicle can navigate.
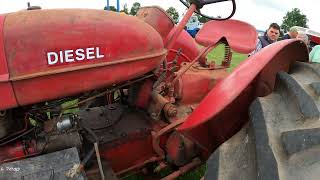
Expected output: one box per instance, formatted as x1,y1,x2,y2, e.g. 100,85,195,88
185,15,203,37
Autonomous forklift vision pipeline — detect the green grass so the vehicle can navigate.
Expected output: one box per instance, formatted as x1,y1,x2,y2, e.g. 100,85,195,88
207,44,248,71
124,45,247,180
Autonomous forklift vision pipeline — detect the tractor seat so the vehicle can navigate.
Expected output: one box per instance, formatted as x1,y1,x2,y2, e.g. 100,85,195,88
195,19,258,54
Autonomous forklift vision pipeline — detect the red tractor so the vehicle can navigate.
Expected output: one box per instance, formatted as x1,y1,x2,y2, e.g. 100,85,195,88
0,0,319,179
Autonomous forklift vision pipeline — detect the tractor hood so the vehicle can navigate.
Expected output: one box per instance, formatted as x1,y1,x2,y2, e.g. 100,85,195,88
0,9,166,110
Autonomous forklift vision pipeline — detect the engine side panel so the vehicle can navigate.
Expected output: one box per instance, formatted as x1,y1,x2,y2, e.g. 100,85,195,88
1,9,166,108
11,55,163,106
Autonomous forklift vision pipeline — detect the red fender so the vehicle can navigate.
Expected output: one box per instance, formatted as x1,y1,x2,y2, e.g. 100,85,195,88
177,40,309,154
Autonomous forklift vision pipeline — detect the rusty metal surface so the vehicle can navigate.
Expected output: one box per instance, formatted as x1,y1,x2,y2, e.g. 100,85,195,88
101,136,156,173
0,15,9,82
0,110,12,138
163,103,177,118
127,79,154,109
86,162,119,180
178,62,228,104
0,141,37,163
80,104,155,173
164,4,196,50
165,28,201,68
0,4,290,178
165,4,200,68
137,6,174,42
78,104,124,130
37,132,82,153
171,45,213,85
80,104,151,144
178,40,309,154
116,156,161,176
2,9,165,109
0,14,17,110
5,9,164,77
0,147,84,180
9,51,166,81
152,118,185,159
137,6,201,72
165,132,196,166
148,91,172,121
161,158,201,180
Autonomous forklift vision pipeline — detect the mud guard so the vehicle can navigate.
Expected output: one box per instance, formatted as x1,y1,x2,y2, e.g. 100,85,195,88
177,40,309,155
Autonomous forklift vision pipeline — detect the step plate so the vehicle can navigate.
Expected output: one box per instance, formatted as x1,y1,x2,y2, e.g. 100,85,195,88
0,148,84,180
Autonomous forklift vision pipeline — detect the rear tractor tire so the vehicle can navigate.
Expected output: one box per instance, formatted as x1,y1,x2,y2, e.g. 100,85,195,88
205,62,320,180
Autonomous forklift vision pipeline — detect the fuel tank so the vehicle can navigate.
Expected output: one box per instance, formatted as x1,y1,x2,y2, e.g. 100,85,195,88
0,9,166,110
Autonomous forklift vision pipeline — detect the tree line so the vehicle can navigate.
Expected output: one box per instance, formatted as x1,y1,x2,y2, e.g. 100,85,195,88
105,2,309,33
104,2,140,15
104,2,180,24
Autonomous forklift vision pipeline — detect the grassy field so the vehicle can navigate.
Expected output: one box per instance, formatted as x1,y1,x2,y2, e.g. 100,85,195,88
207,44,248,71
125,45,248,180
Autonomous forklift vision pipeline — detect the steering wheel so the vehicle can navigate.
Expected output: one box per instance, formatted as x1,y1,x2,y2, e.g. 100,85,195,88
179,0,236,21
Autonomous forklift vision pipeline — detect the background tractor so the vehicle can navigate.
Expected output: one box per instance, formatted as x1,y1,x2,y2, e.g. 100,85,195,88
0,0,319,180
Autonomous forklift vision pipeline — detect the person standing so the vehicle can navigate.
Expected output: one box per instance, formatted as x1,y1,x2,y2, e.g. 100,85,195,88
282,27,298,40
296,32,309,45
296,32,312,52
249,23,280,55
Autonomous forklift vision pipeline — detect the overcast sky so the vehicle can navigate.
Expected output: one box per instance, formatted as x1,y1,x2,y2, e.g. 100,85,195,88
0,0,319,32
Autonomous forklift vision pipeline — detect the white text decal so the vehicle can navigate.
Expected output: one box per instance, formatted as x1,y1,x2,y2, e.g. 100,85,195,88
47,47,105,65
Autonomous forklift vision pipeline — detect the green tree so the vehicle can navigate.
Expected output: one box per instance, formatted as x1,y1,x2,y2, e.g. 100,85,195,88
130,2,141,16
196,14,210,23
120,3,129,14
166,7,180,24
281,8,308,33
104,6,117,12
